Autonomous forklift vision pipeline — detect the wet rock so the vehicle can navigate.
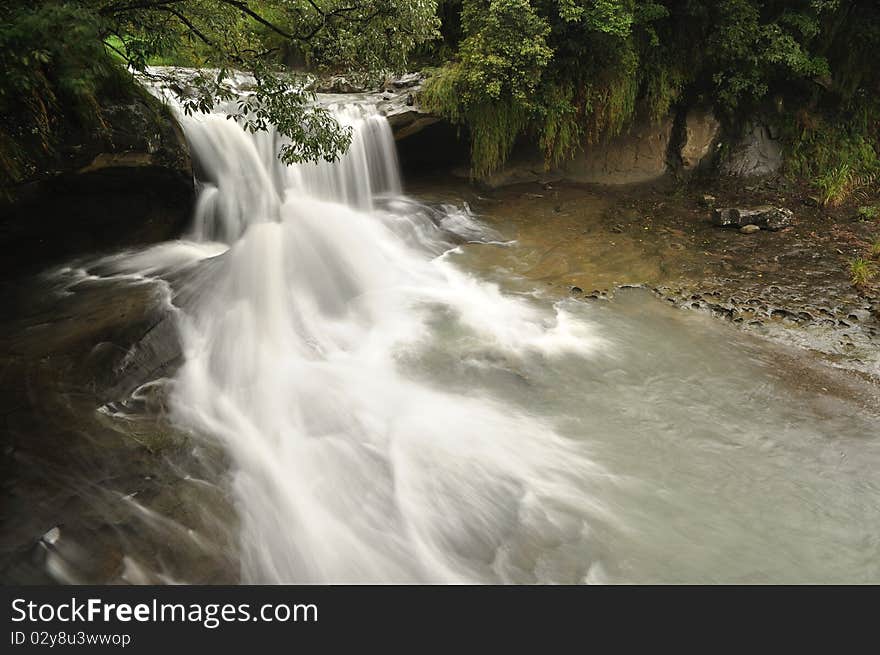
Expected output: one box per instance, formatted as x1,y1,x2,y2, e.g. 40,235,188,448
712,206,793,231
563,116,674,185
388,72,422,90
764,208,794,230
771,308,795,320
712,208,744,227
376,73,442,141
313,75,366,93
679,108,721,171
720,121,783,177
0,86,193,275
98,313,182,403
42,527,61,545
740,224,761,234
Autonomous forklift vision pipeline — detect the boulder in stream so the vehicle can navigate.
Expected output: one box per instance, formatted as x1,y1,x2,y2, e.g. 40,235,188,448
712,206,793,231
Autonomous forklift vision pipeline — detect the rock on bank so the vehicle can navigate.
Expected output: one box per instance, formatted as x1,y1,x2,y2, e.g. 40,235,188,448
0,86,193,275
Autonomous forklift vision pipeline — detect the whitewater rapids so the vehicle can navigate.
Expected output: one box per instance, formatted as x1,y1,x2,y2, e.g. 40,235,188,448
111,97,614,583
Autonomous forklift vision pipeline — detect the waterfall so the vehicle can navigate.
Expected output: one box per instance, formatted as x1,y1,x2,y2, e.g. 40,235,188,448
136,87,612,583
24,74,880,585
185,102,402,242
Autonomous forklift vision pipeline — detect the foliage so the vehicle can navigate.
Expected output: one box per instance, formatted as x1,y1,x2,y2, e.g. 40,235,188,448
0,1,440,188
421,0,551,178
424,0,880,180
783,104,879,206
423,0,671,177
858,205,879,221
815,164,854,207
418,5,539,175
173,64,355,165
0,2,134,187
705,0,830,111
4,0,879,188
849,257,875,287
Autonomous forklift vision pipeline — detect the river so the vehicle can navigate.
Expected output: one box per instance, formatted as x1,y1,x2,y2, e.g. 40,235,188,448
2,90,879,584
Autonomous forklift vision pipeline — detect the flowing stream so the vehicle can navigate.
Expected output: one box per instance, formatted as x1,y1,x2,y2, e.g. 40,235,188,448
165,98,615,583
9,87,880,584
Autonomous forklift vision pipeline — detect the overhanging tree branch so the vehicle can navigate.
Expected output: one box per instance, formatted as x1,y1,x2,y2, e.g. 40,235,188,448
218,0,296,40
161,6,214,46
101,0,183,15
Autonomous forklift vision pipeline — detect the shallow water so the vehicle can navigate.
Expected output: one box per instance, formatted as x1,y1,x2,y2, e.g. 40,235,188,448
2,93,879,584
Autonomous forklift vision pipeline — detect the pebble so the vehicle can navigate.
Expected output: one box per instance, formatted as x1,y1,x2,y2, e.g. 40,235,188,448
740,224,761,234
42,526,61,545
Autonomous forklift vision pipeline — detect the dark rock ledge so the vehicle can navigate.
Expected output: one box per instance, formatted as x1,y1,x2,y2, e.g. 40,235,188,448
1,88,194,277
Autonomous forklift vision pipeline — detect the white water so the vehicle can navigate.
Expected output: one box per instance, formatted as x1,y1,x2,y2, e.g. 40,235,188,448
162,99,617,583
185,104,401,242
20,85,880,584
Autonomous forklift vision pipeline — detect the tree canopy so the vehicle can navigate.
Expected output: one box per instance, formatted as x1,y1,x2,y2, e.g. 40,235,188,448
0,0,439,187
422,0,880,180
2,0,878,190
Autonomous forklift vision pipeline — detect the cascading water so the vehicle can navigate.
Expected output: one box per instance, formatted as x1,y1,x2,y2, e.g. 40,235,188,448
162,93,614,583
48,77,880,585
185,102,402,243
